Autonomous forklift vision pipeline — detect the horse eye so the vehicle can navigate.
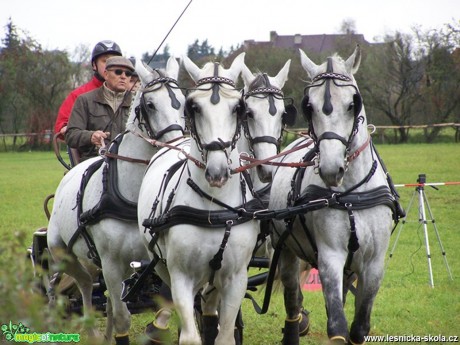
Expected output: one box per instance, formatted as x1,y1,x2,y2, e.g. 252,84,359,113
192,103,201,114
245,109,254,119
347,102,354,112
146,101,155,110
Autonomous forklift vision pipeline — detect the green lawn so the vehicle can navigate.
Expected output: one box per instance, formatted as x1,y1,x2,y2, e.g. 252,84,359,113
0,143,459,344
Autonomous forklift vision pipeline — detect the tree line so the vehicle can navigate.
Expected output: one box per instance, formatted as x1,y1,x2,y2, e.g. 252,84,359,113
0,18,459,148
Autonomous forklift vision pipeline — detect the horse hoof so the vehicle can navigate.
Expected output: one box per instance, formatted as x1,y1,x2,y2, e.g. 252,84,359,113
145,322,172,345
299,309,310,336
281,317,300,345
115,334,130,345
329,335,347,344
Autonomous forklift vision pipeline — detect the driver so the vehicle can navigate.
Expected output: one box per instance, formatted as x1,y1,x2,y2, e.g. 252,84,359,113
54,40,123,137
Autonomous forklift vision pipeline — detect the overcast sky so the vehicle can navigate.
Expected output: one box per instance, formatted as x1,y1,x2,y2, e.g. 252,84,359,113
2,0,458,60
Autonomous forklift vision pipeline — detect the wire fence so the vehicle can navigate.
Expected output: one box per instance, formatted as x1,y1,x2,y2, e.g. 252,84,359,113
1,123,459,152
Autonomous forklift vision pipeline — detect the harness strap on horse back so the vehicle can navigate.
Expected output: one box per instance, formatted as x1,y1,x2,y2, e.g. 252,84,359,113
68,134,140,266
68,158,105,266
80,134,138,225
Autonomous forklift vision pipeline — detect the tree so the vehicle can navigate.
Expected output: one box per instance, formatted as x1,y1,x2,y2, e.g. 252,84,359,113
338,19,357,35
0,18,34,145
360,33,423,142
0,19,78,149
142,44,171,69
412,21,460,141
187,39,215,62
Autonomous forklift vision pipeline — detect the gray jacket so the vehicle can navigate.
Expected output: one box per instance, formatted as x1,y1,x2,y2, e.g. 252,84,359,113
66,86,132,161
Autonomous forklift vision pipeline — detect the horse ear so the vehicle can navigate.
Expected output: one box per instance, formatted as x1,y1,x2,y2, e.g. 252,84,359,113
346,45,361,74
274,59,291,89
227,52,246,81
136,60,155,85
182,55,202,83
282,103,297,126
301,95,312,123
299,49,319,80
165,56,180,80
241,63,255,90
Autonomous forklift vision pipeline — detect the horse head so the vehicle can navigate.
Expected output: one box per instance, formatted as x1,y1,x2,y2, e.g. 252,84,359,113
241,60,296,183
128,57,185,142
300,46,365,187
183,52,246,188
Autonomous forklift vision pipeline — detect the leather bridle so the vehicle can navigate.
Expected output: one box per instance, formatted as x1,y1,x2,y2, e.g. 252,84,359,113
135,70,184,140
243,73,286,154
302,58,364,159
185,63,243,163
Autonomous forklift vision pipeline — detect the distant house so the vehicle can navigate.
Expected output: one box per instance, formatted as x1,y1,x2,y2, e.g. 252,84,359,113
243,31,371,55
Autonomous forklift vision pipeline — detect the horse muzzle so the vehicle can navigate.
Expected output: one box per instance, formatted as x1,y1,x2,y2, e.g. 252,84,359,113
256,164,273,184
205,166,229,188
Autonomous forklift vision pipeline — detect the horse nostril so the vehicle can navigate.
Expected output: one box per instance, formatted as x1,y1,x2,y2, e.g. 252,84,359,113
337,167,345,181
205,169,211,181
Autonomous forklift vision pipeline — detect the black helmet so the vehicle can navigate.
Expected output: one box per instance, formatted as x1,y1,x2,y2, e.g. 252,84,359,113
91,40,122,63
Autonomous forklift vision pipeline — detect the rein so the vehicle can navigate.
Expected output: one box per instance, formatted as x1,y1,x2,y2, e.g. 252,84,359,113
130,130,205,170
231,138,315,174
233,131,368,174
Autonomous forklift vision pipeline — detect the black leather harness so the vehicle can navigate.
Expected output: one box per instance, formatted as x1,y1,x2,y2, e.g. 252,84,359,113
67,133,139,266
141,155,268,284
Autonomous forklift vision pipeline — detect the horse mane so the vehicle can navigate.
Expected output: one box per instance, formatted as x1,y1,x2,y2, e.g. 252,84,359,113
125,68,165,129
247,72,268,92
125,90,140,130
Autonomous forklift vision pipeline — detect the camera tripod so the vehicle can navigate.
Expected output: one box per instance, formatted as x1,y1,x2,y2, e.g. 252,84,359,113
387,174,453,287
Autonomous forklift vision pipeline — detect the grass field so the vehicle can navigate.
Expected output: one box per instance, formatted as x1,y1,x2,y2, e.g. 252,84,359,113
0,143,459,344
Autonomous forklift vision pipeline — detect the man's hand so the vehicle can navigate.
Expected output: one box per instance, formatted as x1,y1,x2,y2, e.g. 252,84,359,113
91,131,110,147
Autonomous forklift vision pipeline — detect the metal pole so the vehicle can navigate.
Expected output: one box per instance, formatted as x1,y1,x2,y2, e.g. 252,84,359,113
417,184,434,288
386,190,416,264
422,191,454,281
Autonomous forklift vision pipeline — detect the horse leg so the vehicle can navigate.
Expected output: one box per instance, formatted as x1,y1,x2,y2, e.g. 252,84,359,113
171,274,201,345
100,259,131,345
214,271,247,345
200,285,220,345
349,262,384,345
106,297,114,341
65,258,103,340
318,255,349,343
279,248,302,345
298,260,312,337
144,261,174,344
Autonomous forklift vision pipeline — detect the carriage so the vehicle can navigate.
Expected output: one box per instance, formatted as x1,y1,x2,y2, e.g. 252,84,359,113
27,48,402,345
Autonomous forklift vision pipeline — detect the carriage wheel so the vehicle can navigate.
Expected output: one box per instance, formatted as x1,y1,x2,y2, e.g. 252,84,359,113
29,228,52,295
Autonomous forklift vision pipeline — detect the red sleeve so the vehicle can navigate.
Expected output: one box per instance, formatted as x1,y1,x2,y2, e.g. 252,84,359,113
54,77,103,134
54,92,78,133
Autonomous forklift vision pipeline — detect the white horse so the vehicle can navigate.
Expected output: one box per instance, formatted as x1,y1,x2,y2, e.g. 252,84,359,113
46,57,185,345
268,47,402,344
136,58,301,344
138,52,266,345
238,59,295,187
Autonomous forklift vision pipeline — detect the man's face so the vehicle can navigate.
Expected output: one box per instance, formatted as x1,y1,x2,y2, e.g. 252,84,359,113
93,54,119,76
103,67,133,92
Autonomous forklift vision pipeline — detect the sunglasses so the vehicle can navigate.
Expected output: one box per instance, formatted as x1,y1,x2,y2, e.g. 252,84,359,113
108,69,134,77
